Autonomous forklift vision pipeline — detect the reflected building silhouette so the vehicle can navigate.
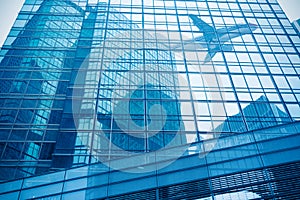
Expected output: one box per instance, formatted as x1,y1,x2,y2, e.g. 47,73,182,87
74,4,187,160
0,0,187,180
98,83,185,153
214,95,292,133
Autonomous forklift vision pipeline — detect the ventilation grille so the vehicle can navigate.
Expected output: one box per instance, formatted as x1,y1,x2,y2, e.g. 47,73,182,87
100,161,300,200
108,189,156,200
159,179,210,200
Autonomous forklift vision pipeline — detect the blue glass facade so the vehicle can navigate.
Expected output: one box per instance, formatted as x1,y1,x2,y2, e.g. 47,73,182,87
0,0,85,179
0,0,299,199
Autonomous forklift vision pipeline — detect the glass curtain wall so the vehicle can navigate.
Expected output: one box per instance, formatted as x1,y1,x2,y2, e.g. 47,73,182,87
0,0,299,182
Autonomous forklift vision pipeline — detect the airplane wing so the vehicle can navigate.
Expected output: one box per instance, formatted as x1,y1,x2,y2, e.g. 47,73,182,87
221,43,233,51
189,15,215,42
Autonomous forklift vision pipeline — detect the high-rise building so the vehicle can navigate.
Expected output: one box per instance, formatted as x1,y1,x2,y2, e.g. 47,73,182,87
0,0,299,199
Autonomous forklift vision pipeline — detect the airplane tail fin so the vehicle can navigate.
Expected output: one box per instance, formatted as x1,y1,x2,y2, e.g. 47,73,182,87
189,14,214,43
189,15,214,33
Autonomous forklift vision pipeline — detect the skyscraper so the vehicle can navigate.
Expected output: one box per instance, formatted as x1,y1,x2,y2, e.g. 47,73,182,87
0,0,299,199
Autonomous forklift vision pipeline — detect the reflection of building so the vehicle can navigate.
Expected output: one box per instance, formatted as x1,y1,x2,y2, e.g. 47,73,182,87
70,4,187,163
215,95,291,133
0,0,187,179
98,84,185,152
0,0,300,199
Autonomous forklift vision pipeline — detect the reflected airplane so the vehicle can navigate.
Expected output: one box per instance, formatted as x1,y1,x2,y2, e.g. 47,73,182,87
179,14,258,63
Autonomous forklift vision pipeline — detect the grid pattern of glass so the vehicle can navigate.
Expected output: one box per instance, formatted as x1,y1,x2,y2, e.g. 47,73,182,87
0,0,85,179
0,122,299,199
0,0,299,183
